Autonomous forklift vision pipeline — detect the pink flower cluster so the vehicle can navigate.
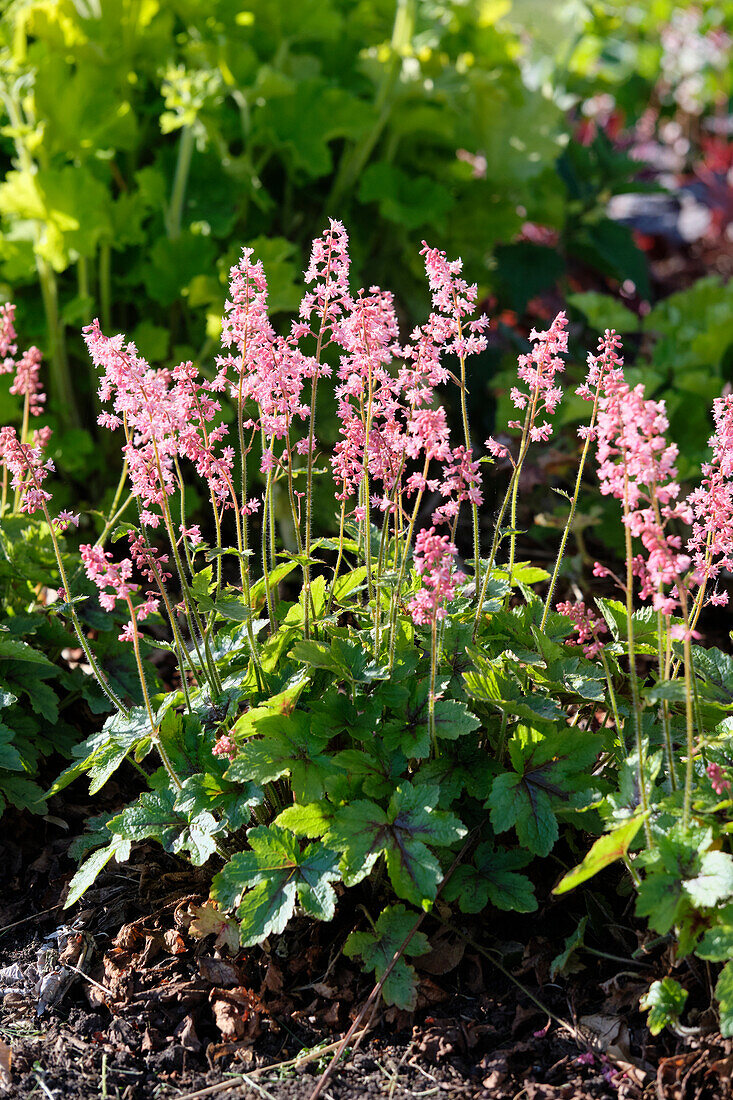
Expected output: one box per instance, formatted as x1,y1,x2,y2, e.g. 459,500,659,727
408,527,463,626
0,302,18,368
213,734,237,760
331,286,403,501
686,393,733,606
707,762,731,796
485,312,568,459
330,240,487,529
84,320,239,522
0,307,46,417
595,369,692,614
576,329,625,440
10,346,45,417
0,427,53,515
80,544,158,642
556,600,608,658
218,247,310,457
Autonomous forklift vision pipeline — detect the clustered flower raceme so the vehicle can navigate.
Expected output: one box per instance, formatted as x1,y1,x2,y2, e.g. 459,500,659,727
485,311,569,461
686,393,733,607
575,329,625,438
84,320,250,526
556,600,608,659
594,367,693,616
0,333,78,531
218,248,308,464
0,310,46,423
10,345,45,417
331,286,402,504
330,240,488,530
0,426,61,518
407,527,463,626
80,544,158,642
0,302,18,368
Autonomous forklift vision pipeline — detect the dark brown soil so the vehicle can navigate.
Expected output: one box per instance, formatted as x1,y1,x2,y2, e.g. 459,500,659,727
1,814,731,1100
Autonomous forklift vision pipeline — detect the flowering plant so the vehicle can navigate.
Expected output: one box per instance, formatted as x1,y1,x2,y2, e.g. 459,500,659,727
0,306,145,817
8,224,733,1025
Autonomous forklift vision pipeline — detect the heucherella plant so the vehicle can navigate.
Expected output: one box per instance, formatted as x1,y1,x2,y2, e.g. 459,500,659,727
0,306,143,817
8,223,733,1023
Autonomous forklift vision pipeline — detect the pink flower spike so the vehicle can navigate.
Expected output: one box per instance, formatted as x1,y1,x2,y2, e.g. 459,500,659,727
556,600,607,658
53,511,80,532
10,346,45,416
0,302,17,369
407,527,463,626
500,312,568,441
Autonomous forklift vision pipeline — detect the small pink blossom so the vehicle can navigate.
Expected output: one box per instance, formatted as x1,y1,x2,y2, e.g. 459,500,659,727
213,735,237,760
179,524,202,546
556,600,608,658
708,762,731,796
53,510,80,532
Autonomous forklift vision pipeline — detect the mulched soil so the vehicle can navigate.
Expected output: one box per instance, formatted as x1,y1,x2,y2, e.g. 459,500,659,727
1,810,731,1100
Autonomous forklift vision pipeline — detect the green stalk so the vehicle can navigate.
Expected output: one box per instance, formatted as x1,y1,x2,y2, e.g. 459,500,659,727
428,615,438,755
658,610,677,792
325,498,348,621
99,242,112,332
166,124,195,241
327,0,416,212
540,390,603,629
260,458,277,630
622,492,652,847
12,391,30,512
124,597,181,791
599,649,624,759
452,299,480,590
387,455,430,670
94,461,132,548
145,549,195,713
37,498,129,716
37,258,77,427
677,590,697,830
472,404,534,639
77,256,92,324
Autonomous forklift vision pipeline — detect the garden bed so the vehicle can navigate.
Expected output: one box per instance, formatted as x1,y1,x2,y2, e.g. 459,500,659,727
1,817,729,1100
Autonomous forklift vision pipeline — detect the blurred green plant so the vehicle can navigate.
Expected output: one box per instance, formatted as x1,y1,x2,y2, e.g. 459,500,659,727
570,276,733,475
0,0,651,439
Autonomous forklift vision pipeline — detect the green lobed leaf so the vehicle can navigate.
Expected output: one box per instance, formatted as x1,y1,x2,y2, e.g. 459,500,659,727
211,825,341,946
553,815,648,894
443,842,537,914
717,962,733,1038
344,904,430,1010
640,978,688,1036
64,837,132,909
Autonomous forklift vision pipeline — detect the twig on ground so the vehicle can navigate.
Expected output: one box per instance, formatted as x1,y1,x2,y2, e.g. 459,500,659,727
171,1030,371,1100
0,904,62,937
307,834,477,1100
63,962,112,999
